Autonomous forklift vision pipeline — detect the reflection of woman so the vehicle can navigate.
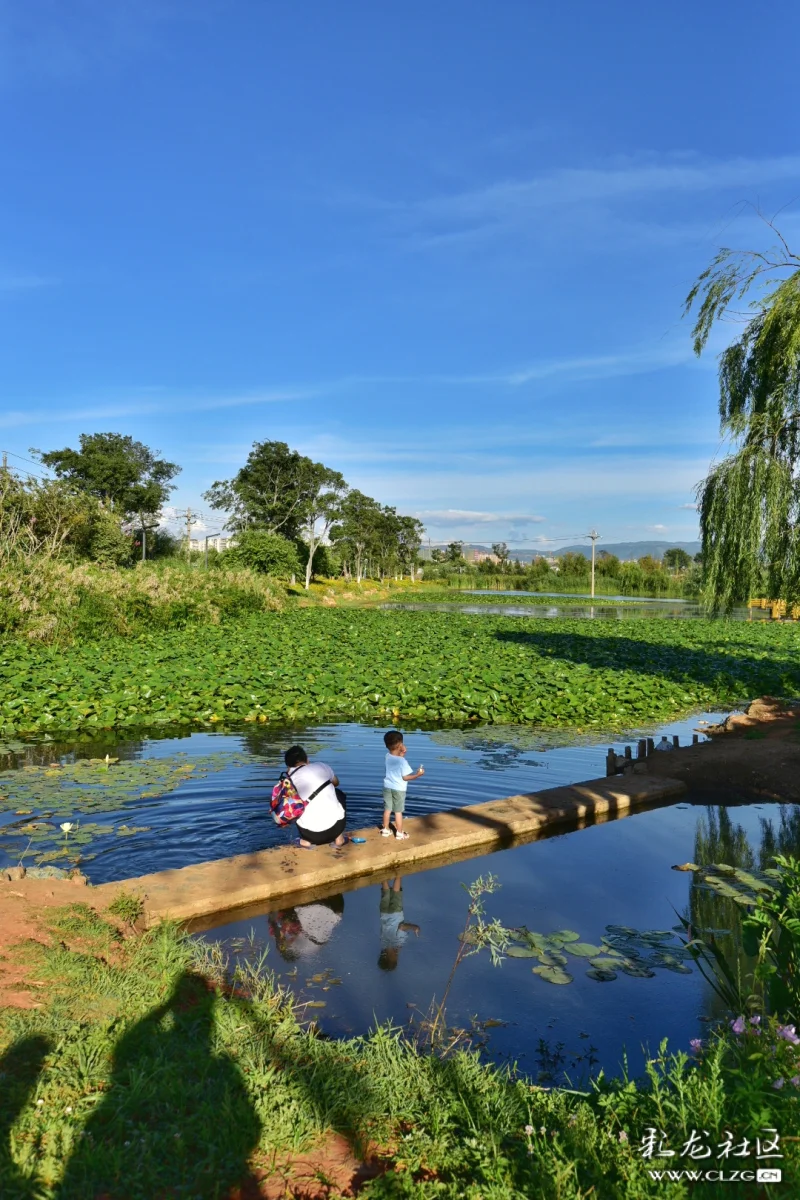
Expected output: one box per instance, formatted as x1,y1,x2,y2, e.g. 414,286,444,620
268,894,344,961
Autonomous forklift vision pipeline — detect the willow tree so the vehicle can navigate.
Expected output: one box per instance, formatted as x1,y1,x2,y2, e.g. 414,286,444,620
685,221,800,609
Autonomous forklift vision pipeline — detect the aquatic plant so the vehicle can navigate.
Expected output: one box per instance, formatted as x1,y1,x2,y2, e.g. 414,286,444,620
0,751,249,866
1,608,799,736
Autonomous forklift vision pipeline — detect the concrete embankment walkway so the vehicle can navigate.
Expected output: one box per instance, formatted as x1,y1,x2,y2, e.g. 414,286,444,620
95,773,686,927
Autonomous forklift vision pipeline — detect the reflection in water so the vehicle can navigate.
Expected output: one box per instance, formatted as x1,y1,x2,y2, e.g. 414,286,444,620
197,795,789,1084
378,878,421,972
384,601,767,622
268,894,345,961
687,804,800,1018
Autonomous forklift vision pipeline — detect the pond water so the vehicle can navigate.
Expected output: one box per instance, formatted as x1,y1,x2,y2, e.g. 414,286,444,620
0,710,726,884
3,704,793,1086
385,599,766,621
195,792,798,1085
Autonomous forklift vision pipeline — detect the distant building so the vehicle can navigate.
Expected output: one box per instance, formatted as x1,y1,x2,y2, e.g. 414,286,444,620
468,550,500,564
189,535,237,553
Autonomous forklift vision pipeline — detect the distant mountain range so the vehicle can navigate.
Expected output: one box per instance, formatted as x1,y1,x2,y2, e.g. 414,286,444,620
422,540,701,564
550,540,701,562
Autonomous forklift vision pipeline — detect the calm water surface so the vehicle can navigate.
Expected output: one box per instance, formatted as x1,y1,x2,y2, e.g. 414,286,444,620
0,710,727,883
196,793,794,1084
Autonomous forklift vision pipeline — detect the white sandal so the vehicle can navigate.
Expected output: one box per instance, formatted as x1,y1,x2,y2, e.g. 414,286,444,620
380,827,392,837
395,830,410,839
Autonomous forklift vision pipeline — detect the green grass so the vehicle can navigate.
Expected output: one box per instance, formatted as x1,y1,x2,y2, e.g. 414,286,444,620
1,608,799,737
1,907,796,1199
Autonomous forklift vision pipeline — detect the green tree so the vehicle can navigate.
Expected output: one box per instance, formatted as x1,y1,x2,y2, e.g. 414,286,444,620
204,440,321,540
595,551,621,578
685,220,800,607
558,551,589,580
663,547,691,572
39,434,179,517
396,514,425,579
0,469,134,566
226,529,301,579
491,542,510,569
330,489,383,581
299,462,347,589
446,541,465,565
38,433,178,561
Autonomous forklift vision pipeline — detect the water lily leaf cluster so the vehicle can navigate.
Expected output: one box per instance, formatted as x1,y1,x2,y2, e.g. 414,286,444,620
0,609,798,736
0,751,247,866
508,925,696,985
675,861,780,908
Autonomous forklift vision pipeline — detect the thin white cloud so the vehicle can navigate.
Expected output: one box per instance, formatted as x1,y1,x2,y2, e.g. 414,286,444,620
378,153,800,245
415,509,546,526
0,273,58,292
0,387,319,430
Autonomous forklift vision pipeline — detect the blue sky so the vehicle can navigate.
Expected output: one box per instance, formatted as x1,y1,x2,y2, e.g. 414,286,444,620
2,0,800,548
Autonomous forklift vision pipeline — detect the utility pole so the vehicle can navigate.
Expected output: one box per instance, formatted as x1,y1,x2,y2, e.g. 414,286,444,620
587,529,600,598
174,508,196,562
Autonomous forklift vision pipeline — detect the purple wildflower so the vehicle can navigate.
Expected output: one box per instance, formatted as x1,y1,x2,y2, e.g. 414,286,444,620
772,1078,785,1090
790,1076,800,1087
689,1039,703,1055
777,1024,800,1046
730,1016,746,1035
749,1015,761,1026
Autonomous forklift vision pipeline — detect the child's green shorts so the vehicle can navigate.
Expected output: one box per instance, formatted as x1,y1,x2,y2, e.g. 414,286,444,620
383,787,406,813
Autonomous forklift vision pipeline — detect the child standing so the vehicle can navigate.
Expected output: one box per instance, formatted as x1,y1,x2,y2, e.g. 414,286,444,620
382,729,424,839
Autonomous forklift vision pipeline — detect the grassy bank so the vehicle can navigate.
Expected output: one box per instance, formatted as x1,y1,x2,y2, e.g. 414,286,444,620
0,561,284,643
1,902,796,1199
1,608,799,737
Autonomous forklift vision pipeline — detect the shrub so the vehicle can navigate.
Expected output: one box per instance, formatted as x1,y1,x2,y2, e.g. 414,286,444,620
224,529,301,578
0,561,285,644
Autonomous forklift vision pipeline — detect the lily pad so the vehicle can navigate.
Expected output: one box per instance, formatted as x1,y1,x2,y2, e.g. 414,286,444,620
586,967,617,982
619,962,656,979
506,945,539,958
532,964,573,985
605,924,638,937
589,956,627,970
536,949,568,967
565,942,606,958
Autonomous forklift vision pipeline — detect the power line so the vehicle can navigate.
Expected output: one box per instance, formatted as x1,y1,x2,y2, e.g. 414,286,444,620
0,449,49,471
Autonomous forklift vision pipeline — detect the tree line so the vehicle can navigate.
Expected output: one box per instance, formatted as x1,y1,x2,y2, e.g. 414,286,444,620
1,433,423,588
425,542,702,596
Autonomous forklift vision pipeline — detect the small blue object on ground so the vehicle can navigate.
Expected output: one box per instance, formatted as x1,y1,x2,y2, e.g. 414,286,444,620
350,836,367,844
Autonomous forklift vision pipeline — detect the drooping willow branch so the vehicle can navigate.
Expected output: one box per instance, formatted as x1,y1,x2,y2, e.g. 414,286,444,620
686,216,800,609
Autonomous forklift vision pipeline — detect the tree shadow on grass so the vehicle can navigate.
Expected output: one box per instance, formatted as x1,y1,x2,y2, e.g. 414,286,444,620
0,1035,50,1200
493,628,800,693
55,971,261,1200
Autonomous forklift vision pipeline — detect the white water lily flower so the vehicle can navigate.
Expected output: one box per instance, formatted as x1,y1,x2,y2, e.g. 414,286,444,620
60,822,74,833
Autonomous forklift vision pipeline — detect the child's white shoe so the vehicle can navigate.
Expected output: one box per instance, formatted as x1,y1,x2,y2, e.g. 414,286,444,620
380,827,392,837
395,830,410,839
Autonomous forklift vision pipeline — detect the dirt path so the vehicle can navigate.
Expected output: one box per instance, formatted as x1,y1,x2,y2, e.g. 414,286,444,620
0,875,109,1009
646,696,800,801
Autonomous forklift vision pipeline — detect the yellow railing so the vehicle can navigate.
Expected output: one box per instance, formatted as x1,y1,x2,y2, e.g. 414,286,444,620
748,598,800,620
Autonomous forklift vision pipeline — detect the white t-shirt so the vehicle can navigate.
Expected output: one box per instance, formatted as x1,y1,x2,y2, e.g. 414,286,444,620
384,752,410,792
290,762,344,833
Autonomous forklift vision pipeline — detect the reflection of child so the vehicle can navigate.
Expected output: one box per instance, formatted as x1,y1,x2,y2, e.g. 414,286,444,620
378,878,420,971
382,729,424,840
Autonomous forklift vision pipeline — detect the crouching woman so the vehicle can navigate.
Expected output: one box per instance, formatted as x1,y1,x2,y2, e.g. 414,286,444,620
274,744,347,848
